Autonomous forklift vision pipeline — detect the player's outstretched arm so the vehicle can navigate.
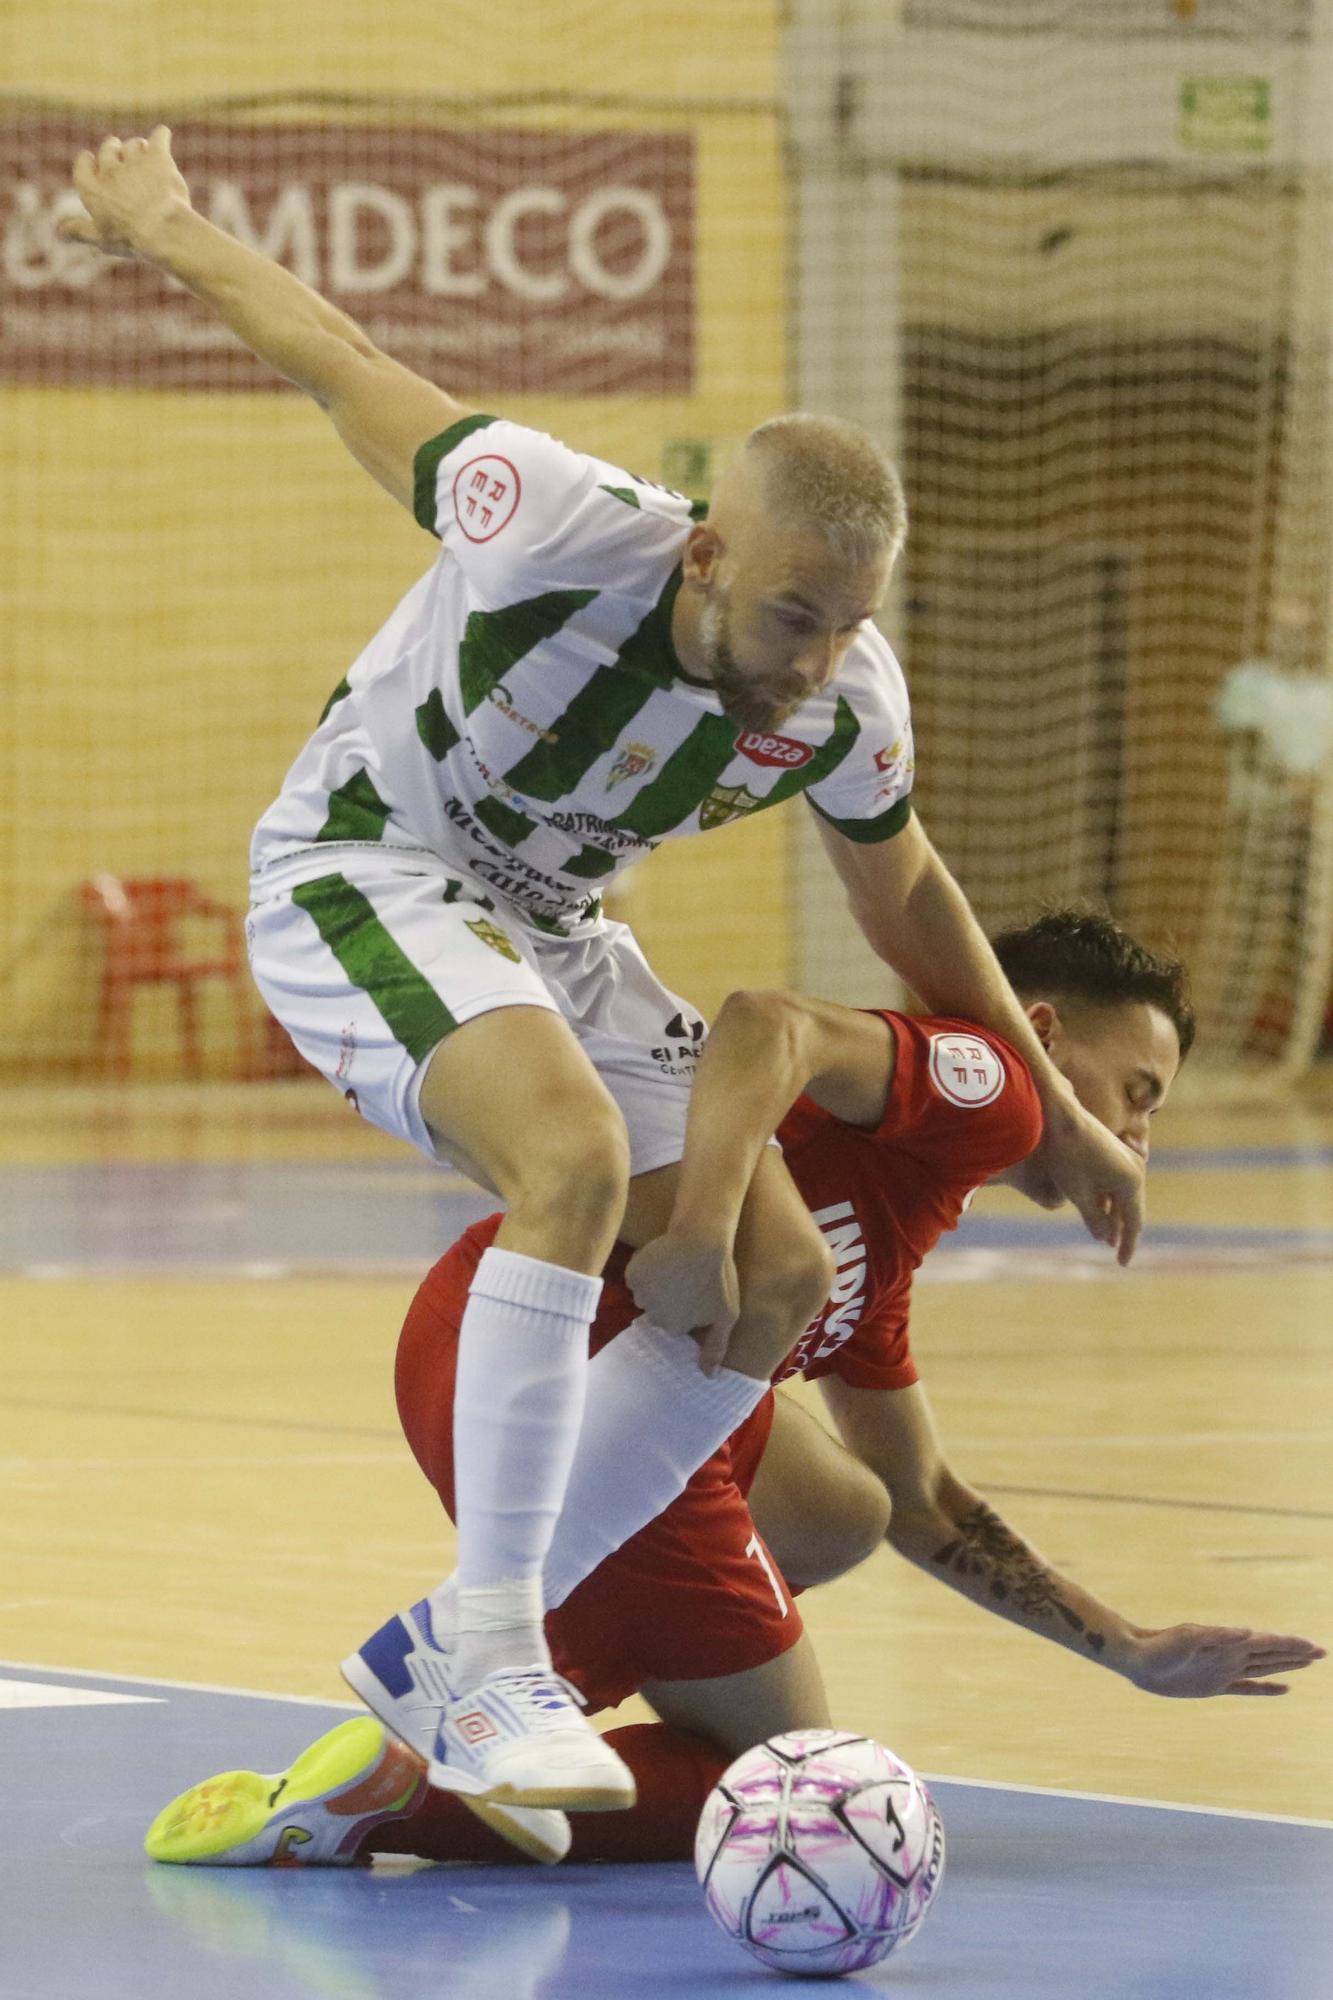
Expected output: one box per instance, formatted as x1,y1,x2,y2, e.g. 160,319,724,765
625,990,897,1353
820,1376,1326,1697
58,127,468,512
817,809,1146,1265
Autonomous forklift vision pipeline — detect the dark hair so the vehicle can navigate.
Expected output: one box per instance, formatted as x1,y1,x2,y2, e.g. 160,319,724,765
991,907,1195,1061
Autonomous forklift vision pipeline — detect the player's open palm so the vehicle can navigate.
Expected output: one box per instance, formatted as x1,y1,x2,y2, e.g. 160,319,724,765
1126,1623,1326,1698
625,1232,740,1371
58,125,192,262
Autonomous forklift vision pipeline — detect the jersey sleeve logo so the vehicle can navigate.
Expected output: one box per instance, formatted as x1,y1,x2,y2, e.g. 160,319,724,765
927,1032,1005,1108
452,454,522,542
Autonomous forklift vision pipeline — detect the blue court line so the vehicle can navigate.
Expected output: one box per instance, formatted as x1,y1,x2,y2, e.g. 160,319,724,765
0,1164,496,1270
1151,1143,1333,1171
3,1665,1329,2000
1,1163,1330,1273
935,1216,1333,1252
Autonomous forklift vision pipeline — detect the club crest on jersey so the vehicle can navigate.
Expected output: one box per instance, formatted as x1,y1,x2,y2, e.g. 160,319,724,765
465,917,522,963
452,454,521,542
928,1032,1005,1107
735,729,815,770
605,741,656,790
700,782,762,830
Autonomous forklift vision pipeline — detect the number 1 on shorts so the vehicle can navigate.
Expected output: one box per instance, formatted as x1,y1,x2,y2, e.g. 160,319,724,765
746,1533,790,1618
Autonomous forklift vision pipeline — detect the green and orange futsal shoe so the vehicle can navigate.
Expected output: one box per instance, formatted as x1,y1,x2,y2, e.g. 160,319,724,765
145,1716,426,1867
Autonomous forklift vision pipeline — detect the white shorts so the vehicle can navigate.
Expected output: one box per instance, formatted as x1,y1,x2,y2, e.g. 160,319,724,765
246,845,707,1180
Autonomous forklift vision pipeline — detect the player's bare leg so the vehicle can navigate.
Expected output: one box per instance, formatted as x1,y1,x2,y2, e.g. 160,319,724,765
349,1050,828,1815
347,1004,636,1815
746,1390,892,1588
641,1635,834,1759
418,1003,632,1273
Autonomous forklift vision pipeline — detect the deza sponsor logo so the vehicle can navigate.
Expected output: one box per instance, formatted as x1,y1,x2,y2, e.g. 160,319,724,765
734,730,815,770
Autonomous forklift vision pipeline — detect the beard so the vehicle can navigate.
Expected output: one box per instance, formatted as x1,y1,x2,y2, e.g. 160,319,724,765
698,598,807,733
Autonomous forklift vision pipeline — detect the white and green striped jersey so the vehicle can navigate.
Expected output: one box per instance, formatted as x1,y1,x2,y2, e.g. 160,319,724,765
251,415,915,934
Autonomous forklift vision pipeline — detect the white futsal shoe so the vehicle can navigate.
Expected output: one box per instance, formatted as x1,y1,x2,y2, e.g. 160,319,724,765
429,1664,637,1813
341,1598,574,1864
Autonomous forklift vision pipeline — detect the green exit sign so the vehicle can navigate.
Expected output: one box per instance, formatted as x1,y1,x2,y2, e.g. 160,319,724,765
1180,77,1271,153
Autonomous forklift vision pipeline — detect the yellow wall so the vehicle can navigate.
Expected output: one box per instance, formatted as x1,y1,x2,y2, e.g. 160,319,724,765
2,2,787,1069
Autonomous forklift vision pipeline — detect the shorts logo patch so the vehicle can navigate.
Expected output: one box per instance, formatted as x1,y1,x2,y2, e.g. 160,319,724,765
735,730,815,770
452,454,521,542
700,782,762,830
651,1012,705,1074
928,1033,1005,1108
605,741,657,790
465,917,522,963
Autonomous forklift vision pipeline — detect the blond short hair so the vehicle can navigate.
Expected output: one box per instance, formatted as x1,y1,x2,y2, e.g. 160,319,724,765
743,413,908,567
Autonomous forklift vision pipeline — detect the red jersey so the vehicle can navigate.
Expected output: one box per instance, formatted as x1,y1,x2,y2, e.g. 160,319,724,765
436,1011,1041,1388
398,1012,1040,1710
772,1011,1041,1389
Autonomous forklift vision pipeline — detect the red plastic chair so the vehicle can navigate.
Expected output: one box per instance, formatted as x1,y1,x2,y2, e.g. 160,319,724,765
79,874,253,1078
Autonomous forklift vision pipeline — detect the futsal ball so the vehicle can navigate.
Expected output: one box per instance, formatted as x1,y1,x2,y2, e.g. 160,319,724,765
694,1728,945,1977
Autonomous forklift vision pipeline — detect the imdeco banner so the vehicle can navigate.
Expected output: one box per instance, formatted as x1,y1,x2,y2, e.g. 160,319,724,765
0,120,695,394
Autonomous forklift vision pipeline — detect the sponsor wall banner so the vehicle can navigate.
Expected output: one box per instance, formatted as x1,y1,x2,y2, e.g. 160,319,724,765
0,120,695,393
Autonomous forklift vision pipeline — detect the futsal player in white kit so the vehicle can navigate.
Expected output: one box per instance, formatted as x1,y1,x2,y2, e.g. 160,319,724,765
61,126,1147,1813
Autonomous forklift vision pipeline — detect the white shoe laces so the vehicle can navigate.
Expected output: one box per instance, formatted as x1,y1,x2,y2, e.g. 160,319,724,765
482,1668,591,1733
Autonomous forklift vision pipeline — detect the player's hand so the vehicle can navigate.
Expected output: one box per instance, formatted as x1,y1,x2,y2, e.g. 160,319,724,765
57,126,192,263
625,1232,740,1375
1031,1090,1145,1265
1124,1623,1325,1698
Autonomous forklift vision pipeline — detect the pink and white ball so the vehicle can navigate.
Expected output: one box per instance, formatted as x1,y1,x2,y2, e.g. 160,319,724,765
694,1729,945,1977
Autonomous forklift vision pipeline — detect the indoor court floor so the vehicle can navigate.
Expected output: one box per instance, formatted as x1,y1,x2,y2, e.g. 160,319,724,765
3,1072,1332,1997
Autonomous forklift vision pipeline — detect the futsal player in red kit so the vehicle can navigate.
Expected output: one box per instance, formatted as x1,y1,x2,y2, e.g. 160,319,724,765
146,912,1323,1868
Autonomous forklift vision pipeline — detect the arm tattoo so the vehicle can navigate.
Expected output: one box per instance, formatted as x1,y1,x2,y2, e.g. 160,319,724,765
932,1504,1106,1654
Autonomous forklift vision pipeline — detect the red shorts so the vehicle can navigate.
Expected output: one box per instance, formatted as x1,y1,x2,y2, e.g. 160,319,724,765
394,1251,805,1716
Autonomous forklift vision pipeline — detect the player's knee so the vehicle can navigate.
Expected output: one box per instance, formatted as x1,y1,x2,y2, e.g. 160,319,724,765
835,1467,893,1572
507,1088,631,1232
785,1470,891,1589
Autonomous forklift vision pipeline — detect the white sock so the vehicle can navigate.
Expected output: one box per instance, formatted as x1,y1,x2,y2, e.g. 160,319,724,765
451,1245,601,1689
541,1318,767,1610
